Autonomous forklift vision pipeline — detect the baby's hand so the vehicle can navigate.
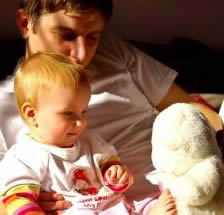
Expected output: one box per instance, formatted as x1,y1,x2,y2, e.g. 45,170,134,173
106,165,129,186
104,165,133,192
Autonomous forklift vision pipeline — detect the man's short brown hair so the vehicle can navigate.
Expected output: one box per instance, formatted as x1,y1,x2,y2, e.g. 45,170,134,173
19,0,113,25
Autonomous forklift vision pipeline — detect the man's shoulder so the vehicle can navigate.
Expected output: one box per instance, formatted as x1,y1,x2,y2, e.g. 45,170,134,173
0,57,22,94
0,75,15,112
93,30,128,62
0,76,14,94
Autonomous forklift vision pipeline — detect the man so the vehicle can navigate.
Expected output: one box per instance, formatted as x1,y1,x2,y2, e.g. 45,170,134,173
0,0,222,214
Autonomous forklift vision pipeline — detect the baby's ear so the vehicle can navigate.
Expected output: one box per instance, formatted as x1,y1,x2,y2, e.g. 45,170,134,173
21,102,38,127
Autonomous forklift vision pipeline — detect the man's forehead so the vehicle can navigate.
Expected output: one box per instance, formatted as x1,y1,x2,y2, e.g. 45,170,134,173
65,9,103,20
40,10,105,31
42,9,105,22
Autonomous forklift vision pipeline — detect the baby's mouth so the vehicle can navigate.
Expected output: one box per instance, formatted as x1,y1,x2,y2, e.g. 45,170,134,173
68,133,77,136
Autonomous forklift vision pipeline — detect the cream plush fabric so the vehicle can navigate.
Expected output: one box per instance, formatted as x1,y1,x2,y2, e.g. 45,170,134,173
151,103,224,215
219,100,224,122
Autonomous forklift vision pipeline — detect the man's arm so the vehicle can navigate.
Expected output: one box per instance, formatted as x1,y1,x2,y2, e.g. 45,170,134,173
38,192,71,215
157,83,223,131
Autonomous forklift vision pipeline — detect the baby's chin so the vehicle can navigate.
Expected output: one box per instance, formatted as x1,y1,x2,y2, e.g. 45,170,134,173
62,144,74,148
51,139,76,148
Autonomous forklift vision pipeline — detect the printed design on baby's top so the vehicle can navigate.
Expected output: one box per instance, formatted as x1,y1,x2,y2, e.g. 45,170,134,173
73,169,98,195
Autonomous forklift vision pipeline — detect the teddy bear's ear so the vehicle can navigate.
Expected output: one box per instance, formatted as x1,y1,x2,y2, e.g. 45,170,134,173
151,103,222,176
152,103,220,160
152,103,199,147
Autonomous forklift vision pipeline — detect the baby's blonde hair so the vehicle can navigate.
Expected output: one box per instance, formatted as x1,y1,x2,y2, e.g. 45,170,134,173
14,52,90,121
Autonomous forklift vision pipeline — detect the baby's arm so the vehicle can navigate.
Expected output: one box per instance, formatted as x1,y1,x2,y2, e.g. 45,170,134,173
1,184,45,215
90,132,133,192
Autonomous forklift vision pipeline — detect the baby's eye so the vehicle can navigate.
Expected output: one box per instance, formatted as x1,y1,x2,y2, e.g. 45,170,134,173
82,110,88,114
63,112,73,117
82,110,88,117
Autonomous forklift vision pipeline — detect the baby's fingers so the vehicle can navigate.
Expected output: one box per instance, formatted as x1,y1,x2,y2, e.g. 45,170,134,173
106,166,118,182
116,165,125,179
118,170,129,185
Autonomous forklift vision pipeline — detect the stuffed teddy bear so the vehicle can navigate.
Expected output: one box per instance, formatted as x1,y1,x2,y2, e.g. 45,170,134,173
151,103,224,215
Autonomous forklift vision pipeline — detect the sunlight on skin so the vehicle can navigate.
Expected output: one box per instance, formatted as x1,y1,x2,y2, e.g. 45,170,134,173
0,201,7,215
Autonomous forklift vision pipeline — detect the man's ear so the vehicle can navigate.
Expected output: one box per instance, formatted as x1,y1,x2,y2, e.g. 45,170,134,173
16,9,32,39
21,102,38,127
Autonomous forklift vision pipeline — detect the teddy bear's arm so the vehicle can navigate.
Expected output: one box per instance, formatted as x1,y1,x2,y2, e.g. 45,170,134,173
170,156,221,206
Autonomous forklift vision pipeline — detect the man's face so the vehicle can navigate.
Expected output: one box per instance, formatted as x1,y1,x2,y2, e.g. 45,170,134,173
24,10,105,67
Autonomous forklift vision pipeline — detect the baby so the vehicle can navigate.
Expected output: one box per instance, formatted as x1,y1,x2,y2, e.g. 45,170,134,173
0,52,176,215
0,53,132,214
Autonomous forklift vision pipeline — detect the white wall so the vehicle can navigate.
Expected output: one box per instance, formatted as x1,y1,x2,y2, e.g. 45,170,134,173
1,0,224,50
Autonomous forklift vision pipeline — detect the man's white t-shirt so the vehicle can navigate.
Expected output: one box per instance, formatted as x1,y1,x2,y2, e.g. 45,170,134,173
0,31,177,201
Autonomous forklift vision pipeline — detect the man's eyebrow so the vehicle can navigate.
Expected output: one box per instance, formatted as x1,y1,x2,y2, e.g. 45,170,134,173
51,26,74,33
52,26,102,35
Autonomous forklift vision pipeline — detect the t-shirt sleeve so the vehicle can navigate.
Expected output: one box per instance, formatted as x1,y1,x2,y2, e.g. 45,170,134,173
79,131,121,183
124,42,177,106
98,30,177,106
90,131,119,164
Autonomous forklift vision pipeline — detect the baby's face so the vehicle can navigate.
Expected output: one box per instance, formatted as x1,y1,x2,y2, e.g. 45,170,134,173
32,84,91,148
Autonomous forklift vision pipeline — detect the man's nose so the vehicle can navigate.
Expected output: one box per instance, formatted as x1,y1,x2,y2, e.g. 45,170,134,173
69,36,87,65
